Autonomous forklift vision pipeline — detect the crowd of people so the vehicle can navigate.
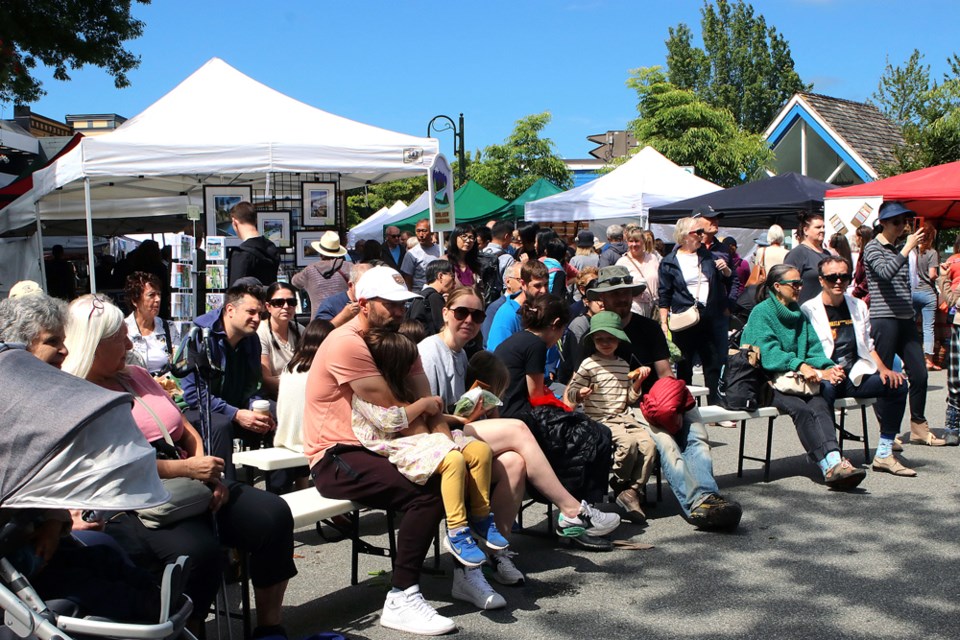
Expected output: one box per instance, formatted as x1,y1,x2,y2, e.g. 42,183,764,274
2,199,957,637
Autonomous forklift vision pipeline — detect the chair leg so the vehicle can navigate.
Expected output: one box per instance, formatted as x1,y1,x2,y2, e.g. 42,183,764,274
763,417,774,482
655,458,663,502
239,552,251,640
860,405,871,461
350,508,361,586
737,418,747,478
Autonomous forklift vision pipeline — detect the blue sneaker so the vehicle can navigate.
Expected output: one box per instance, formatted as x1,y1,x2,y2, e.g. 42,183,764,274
469,513,509,551
443,526,486,567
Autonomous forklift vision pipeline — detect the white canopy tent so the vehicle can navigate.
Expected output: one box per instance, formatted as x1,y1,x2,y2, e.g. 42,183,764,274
349,190,431,245
525,146,721,224
346,199,409,247
2,57,439,289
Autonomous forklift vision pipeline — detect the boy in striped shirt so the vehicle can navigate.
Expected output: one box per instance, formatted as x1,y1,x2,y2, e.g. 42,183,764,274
563,311,656,522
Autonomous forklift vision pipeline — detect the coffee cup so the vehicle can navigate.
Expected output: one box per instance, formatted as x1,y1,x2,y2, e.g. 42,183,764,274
251,399,271,417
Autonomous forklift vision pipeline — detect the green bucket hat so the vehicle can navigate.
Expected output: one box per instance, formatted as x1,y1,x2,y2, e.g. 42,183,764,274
585,310,631,343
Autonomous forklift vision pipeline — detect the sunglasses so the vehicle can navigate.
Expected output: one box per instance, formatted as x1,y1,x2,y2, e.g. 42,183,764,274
88,294,106,321
267,298,298,308
821,273,851,284
600,275,634,287
777,279,803,288
449,307,486,323
689,229,706,236
387,233,401,238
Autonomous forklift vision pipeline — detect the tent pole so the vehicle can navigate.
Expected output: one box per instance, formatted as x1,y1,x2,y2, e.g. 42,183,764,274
34,202,47,291
84,177,97,293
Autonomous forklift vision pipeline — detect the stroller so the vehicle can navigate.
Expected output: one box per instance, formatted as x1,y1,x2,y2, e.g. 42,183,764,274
0,346,195,640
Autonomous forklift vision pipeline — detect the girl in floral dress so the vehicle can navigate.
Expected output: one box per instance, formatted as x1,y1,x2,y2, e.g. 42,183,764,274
352,328,508,567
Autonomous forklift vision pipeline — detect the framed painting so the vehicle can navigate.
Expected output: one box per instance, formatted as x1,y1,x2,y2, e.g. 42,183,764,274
301,181,336,227
295,231,326,267
204,185,253,239
257,210,292,247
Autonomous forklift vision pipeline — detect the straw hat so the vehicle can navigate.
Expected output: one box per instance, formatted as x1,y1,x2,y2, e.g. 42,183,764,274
311,230,348,258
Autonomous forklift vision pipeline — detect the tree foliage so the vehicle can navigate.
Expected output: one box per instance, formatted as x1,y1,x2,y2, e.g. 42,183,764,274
626,66,773,187
0,0,149,105
873,49,960,175
466,112,572,201
665,0,809,133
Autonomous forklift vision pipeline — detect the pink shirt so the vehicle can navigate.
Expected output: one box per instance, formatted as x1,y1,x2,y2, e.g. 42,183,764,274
124,366,185,444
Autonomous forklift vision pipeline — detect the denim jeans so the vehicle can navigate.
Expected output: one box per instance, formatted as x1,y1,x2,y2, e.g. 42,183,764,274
821,372,908,437
645,408,719,516
912,290,937,355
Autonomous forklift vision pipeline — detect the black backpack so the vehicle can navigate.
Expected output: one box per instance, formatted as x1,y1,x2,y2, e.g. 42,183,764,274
476,253,503,308
717,342,770,411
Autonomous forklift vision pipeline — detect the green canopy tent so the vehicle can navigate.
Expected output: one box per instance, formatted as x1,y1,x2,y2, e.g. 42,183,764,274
389,180,508,233
486,178,564,223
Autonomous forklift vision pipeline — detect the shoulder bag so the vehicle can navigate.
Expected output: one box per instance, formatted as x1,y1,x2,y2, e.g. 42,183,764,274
769,371,819,397
119,377,213,529
668,260,702,332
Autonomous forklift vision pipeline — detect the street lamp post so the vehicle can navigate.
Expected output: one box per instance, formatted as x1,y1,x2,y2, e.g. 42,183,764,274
427,113,466,185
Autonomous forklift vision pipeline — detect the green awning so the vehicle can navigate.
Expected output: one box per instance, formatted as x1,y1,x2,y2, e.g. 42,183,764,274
390,180,508,232
487,178,564,222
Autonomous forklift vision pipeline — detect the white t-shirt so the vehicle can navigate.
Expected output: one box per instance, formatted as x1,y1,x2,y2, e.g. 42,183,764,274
257,321,305,377
125,313,178,374
676,252,709,305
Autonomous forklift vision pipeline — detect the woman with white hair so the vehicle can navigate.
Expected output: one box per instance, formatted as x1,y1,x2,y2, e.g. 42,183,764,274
0,293,68,368
762,224,789,272
61,294,297,638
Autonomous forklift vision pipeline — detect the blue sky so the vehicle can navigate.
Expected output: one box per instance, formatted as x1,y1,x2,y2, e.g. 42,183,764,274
10,0,960,160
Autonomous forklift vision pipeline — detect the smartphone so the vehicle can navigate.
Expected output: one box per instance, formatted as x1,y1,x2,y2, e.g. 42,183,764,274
915,216,925,232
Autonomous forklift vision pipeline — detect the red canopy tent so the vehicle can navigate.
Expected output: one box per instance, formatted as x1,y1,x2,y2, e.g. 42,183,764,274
824,161,960,227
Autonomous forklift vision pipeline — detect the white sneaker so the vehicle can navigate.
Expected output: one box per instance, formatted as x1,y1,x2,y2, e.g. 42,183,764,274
380,585,457,635
451,567,506,610
490,549,525,586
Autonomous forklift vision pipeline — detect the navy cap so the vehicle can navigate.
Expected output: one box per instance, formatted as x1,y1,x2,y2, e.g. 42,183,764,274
692,204,724,219
877,201,916,221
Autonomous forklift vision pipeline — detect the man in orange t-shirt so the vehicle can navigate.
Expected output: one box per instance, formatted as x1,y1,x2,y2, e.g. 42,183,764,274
304,266,457,636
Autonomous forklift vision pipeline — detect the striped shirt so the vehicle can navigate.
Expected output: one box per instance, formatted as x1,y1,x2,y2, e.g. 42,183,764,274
566,354,641,422
863,237,913,319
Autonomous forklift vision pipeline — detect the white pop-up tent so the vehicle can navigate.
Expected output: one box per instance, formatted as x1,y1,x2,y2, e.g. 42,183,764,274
347,199,411,247
2,57,440,288
525,146,721,224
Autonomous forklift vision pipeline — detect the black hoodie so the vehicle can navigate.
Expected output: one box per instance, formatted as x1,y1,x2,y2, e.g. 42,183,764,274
228,236,281,286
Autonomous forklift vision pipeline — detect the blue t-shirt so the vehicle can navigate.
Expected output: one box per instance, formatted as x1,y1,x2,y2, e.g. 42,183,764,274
314,291,351,321
486,298,521,352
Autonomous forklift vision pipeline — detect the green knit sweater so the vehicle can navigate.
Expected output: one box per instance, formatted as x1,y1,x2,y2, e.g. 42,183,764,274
741,296,835,374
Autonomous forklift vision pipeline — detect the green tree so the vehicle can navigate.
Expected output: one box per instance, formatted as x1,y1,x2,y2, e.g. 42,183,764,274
873,49,960,175
665,0,809,133
466,112,572,200
0,0,149,105
626,66,773,187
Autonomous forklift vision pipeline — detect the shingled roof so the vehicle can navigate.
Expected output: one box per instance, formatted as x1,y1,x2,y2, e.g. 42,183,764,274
799,93,905,173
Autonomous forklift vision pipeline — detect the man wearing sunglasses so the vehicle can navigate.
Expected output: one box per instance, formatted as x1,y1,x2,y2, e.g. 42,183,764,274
380,225,407,272
801,256,916,475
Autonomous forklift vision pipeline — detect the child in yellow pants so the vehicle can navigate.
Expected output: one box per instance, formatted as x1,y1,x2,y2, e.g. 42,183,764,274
352,329,509,567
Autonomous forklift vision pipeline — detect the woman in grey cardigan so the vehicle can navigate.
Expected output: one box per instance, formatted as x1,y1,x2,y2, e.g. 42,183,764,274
863,202,945,446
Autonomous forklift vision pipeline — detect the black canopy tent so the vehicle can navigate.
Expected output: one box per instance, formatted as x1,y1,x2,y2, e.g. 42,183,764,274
648,172,835,228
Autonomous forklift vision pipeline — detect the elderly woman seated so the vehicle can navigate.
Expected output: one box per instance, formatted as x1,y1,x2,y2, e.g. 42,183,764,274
61,294,297,638
0,292,69,367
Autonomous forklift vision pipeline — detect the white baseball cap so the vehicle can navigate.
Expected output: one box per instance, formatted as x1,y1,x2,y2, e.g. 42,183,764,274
355,266,421,302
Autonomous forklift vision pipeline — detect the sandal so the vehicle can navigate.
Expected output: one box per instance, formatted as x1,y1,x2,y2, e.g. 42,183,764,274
824,459,867,491
910,432,947,447
871,455,917,477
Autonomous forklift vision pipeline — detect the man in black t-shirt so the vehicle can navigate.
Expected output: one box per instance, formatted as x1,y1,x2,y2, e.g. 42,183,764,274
588,266,742,531
800,256,919,475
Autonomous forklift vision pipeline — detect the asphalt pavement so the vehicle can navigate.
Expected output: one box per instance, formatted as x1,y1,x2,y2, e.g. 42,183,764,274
213,369,960,640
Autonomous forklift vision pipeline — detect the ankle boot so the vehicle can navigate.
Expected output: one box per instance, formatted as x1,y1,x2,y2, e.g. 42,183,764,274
910,419,947,446
944,401,960,445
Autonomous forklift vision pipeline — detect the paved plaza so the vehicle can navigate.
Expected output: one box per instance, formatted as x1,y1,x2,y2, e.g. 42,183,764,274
218,369,960,640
